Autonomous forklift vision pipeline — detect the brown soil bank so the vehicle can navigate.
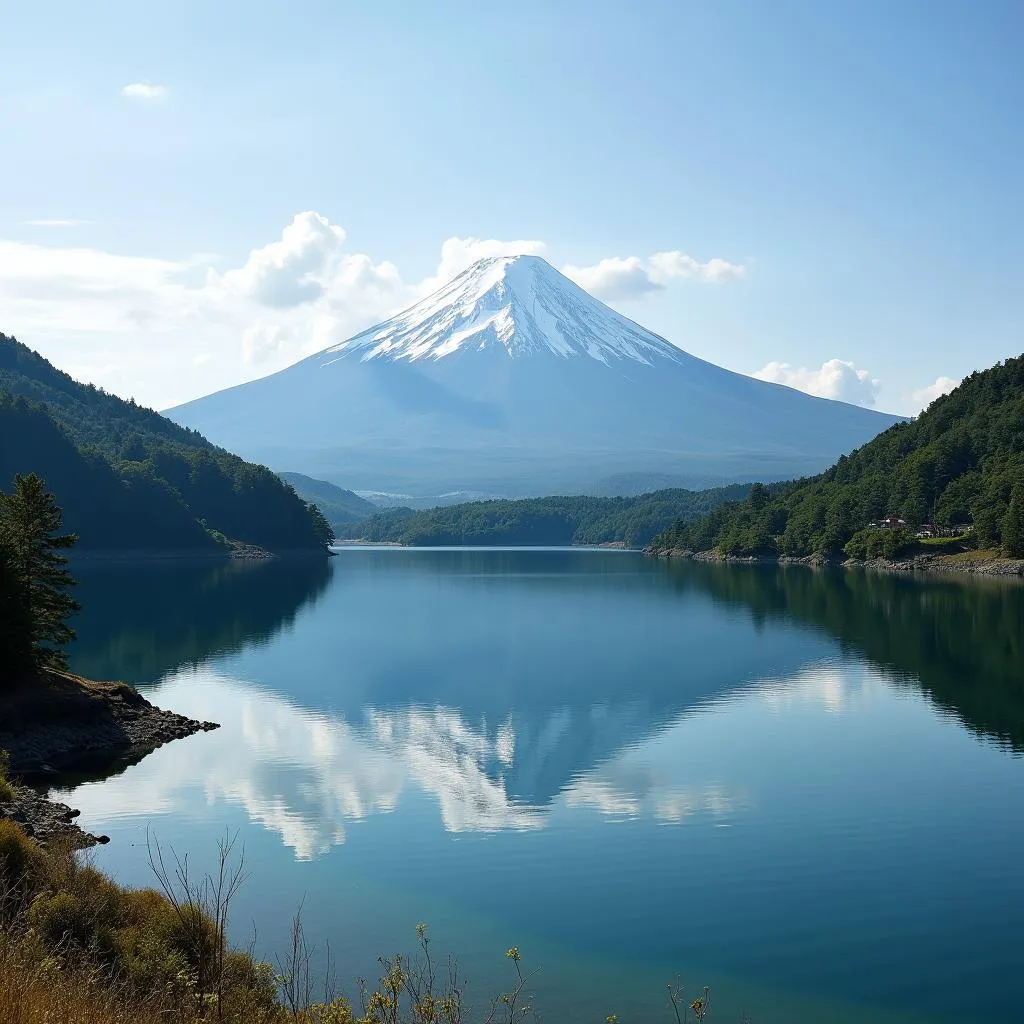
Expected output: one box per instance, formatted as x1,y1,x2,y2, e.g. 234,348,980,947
0,670,218,846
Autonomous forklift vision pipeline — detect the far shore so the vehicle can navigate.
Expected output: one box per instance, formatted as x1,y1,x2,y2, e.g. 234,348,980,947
331,539,638,550
645,545,1024,579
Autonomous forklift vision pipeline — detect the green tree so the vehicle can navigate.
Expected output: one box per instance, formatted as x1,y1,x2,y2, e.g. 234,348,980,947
0,541,33,679
1002,485,1024,558
0,474,80,671
306,502,335,547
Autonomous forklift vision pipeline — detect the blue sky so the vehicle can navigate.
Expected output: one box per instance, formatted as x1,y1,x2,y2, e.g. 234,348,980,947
1,0,1021,412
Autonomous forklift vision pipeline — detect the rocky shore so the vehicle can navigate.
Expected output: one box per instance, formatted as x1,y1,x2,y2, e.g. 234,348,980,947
1,670,218,846
645,546,1024,577
2,783,106,848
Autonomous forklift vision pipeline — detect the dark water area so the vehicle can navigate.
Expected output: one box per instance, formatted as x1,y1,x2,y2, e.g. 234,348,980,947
61,550,1024,1023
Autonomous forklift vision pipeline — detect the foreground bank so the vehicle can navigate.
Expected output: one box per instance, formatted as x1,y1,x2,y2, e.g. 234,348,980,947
0,670,218,845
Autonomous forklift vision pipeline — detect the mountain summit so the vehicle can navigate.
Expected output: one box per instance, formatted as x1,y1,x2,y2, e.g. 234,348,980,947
169,256,902,497
329,254,683,365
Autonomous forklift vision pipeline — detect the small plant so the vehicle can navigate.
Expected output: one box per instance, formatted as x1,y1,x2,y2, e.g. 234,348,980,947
0,751,14,804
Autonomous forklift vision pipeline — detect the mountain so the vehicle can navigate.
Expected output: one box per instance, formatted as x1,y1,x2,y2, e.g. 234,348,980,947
0,334,331,552
168,255,901,497
342,485,750,548
278,472,377,528
649,353,1024,558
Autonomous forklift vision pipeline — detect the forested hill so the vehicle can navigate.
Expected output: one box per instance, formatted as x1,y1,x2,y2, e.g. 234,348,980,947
278,472,377,526
342,485,750,548
649,353,1024,559
0,335,331,552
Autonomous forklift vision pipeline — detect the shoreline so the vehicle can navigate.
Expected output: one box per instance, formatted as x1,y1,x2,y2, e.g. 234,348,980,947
1,670,218,847
332,539,639,550
644,546,1024,578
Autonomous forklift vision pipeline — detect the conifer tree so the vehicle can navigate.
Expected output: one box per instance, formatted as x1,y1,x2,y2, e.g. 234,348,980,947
1002,484,1024,559
0,540,33,680
0,474,79,671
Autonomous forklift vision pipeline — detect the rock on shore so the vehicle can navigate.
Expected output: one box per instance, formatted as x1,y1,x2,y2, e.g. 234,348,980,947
1,784,107,848
0,670,218,846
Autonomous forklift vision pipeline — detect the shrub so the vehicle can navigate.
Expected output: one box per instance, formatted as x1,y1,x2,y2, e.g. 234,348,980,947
0,819,46,900
0,752,13,804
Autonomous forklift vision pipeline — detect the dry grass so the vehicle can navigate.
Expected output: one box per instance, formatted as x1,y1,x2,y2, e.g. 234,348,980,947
939,547,1003,564
0,933,168,1024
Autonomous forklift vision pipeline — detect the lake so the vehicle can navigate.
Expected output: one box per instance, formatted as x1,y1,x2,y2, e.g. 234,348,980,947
60,549,1024,1023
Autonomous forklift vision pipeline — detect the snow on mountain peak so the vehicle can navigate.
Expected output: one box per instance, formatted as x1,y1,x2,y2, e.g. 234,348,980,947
321,254,685,366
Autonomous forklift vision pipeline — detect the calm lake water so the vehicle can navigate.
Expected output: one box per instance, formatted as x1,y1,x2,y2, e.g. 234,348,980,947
61,550,1024,1024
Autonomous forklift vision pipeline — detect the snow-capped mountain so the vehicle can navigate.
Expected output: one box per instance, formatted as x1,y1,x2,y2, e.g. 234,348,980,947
329,254,684,365
168,255,901,496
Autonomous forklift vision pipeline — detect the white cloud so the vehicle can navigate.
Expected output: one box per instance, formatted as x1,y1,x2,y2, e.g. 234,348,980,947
24,218,92,228
910,375,958,413
649,250,746,282
562,256,664,301
753,358,881,407
242,323,289,365
121,81,167,100
217,211,348,308
563,249,745,301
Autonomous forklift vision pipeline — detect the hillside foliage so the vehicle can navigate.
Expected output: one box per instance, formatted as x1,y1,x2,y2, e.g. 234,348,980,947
650,354,1024,558
0,336,331,552
342,486,750,548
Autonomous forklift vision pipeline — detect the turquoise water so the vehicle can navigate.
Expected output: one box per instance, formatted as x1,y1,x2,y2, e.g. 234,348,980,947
61,550,1024,1023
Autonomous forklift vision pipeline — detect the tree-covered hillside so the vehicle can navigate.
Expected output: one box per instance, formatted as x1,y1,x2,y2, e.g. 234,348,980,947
0,396,222,552
278,472,377,527
343,485,750,548
0,335,331,552
650,354,1024,559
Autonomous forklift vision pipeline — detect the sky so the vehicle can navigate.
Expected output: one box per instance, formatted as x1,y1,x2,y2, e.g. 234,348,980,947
1,0,1021,414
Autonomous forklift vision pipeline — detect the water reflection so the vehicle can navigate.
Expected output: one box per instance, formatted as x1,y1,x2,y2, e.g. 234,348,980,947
64,553,1024,857
664,562,1024,751
70,557,331,684
65,668,757,859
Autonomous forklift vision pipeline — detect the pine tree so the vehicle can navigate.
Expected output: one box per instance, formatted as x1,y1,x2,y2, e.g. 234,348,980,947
306,502,335,547
0,474,80,671
0,540,33,681
1002,484,1024,559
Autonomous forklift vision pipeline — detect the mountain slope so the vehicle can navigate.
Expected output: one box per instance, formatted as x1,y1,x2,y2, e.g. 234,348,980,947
168,255,901,496
0,335,331,552
649,353,1024,558
278,472,377,527
342,485,750,548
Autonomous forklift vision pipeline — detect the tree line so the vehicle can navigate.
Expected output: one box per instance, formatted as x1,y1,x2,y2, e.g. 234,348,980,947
340,485,751,548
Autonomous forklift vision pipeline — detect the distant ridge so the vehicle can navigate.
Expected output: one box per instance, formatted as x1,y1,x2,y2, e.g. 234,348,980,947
278,472,377,528
168,255,902,497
